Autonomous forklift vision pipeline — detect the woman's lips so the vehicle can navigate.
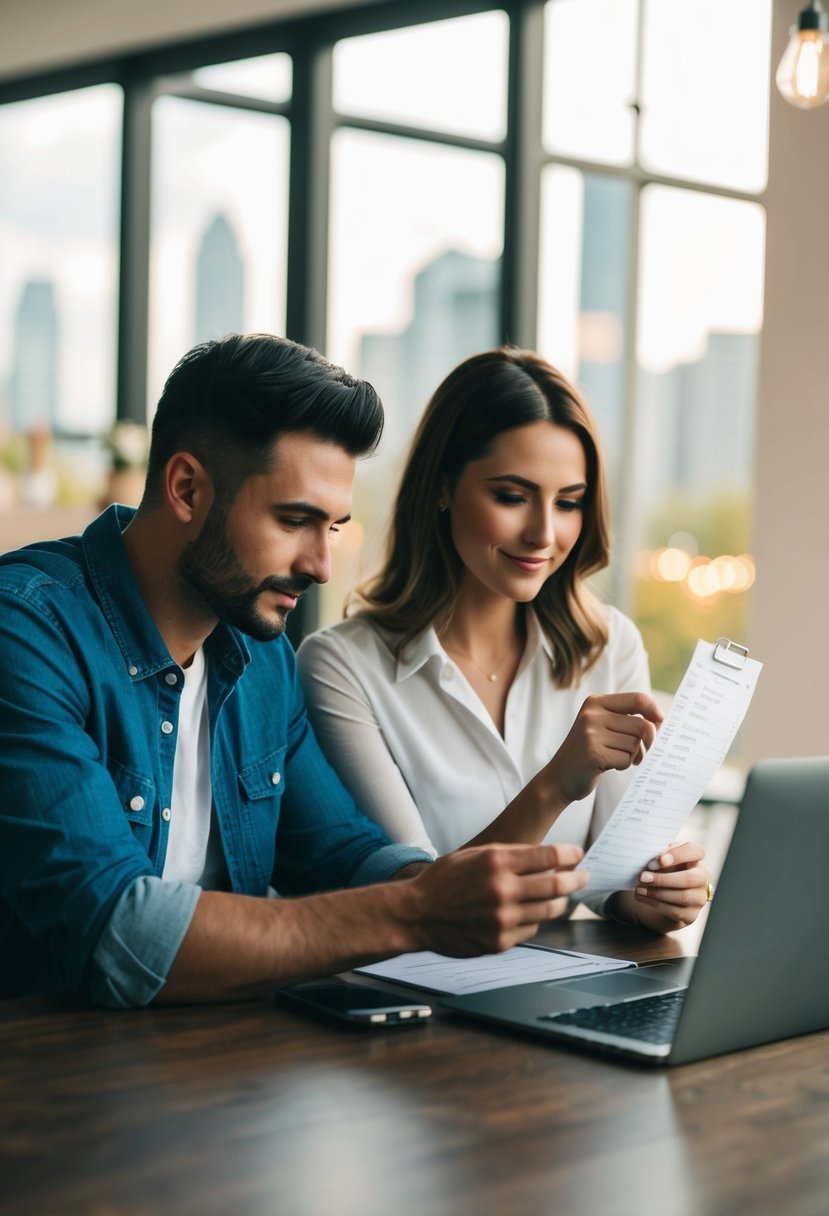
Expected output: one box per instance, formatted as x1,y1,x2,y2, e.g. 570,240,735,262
502,553,549,573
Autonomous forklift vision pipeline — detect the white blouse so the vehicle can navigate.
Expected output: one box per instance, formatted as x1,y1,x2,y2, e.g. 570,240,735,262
297,607,651,864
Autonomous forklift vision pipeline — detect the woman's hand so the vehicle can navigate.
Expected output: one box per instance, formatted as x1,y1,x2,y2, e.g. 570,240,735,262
467,692,662,851
544,692,664,807
610,840,711,933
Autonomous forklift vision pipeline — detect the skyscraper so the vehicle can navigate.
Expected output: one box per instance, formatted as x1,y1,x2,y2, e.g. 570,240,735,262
576,173,631,468
194,213,245,342
359,249,500,455
9,279,58,433
636,330,759,522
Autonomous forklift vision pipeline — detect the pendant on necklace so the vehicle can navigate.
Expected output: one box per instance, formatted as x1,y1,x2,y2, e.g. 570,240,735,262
488,673,497,683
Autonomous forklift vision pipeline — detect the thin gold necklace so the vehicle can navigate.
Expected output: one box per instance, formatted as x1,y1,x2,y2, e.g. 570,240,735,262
442,639,515,683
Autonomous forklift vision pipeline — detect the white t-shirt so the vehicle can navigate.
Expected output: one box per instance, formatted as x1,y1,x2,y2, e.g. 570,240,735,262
296,606,651,859
162,646,215,885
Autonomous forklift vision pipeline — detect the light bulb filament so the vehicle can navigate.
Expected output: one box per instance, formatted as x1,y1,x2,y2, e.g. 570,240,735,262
795,35,823,97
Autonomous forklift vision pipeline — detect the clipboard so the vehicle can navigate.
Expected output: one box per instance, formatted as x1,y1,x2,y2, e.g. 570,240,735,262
713,637,750,670
572,636,763,902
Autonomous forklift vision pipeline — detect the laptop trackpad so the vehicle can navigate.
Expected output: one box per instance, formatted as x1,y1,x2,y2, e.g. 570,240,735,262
554,972,677,998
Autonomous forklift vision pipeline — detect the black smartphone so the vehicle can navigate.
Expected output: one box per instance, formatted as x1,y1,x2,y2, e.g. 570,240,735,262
276,979,432,1026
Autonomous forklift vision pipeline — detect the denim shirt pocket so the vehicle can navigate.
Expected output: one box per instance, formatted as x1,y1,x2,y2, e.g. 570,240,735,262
236,745,286,892
107,759,156,828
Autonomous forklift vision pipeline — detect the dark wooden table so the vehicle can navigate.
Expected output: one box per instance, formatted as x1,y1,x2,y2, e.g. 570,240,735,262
3,915,828,1216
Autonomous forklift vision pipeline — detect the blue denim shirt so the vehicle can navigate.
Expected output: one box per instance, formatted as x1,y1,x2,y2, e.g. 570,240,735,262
0,506,428,1007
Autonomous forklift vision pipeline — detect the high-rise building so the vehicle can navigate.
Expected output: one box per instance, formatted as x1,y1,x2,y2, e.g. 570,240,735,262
194,213,245,342
636,330,759,523
575,174,631,471
359,249,500,455
573,176,758,538
676,331,758,498
9,279,58,433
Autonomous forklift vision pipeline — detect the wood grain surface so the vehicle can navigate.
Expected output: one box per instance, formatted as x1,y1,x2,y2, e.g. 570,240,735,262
2,916,827,1216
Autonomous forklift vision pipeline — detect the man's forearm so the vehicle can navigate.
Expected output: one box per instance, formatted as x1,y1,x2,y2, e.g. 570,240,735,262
392,860,431,879
157,882,422,1004
157,841,589,1005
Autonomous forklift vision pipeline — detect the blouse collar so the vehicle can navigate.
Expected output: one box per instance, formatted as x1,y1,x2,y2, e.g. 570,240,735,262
393,608,552,683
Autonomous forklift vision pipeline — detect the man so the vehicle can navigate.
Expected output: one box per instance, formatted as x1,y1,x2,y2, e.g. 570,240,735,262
0,334,586,1008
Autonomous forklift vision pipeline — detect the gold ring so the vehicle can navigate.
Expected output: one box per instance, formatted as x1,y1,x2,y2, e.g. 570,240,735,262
706,881,715,902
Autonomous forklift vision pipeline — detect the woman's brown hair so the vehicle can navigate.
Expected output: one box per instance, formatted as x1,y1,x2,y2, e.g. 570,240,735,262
352,346,611,687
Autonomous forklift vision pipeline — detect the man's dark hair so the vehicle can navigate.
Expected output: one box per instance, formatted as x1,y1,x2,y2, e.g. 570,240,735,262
143,333,384,505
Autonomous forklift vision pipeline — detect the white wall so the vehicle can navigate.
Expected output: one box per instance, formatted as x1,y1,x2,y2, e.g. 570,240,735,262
747,3,829,760
1,0,826,760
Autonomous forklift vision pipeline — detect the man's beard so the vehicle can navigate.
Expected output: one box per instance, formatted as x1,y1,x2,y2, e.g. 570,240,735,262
178,502,312,641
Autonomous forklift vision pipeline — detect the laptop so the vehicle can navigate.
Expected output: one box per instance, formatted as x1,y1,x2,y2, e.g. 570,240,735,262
440,757,829,1066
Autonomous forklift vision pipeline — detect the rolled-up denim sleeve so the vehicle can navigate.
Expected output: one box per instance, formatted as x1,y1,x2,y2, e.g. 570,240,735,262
87,877,201,1009
0,588,174,998
348,843,431,887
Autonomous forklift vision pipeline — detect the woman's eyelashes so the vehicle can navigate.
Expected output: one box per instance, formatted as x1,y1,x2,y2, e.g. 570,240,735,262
493,491,527,506
491,490,585,512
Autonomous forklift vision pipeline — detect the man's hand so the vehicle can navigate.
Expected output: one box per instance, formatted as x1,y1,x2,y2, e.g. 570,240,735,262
400,842,587,957
157,844,586,1005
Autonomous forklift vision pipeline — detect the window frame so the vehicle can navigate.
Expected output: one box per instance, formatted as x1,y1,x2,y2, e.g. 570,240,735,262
0,0,769,640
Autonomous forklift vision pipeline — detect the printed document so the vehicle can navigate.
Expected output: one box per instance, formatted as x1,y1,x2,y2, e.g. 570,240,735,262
573,638,763,902
357,945,634,996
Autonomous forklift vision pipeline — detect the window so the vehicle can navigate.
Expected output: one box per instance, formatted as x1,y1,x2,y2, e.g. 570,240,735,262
543,0,638,165
192,53,292,104
538,167,632,517
0,1,772,686
540,0,770,690
147,55,291,414
639,0,771,192
323,11,509,623
333,12,508,140
0,84,121,517
632,187,765,687
148,96,289,412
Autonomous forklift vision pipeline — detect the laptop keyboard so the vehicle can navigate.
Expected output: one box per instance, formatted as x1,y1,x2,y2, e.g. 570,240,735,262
541,989,687,1045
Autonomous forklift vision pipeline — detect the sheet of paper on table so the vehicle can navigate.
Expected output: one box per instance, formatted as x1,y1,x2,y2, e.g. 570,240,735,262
573,638,763,903
356,945,635,996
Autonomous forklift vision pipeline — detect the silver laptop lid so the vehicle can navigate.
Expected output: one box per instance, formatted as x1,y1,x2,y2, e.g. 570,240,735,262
670,756,829,1064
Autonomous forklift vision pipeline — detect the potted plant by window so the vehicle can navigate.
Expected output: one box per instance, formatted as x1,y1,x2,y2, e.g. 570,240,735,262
100,421,149,508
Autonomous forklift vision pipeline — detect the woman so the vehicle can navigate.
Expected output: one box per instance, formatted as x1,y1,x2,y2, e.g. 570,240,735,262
297,347,710,932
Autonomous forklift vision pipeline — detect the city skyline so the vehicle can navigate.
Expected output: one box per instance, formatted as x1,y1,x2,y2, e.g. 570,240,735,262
1,232,759,518
194,212,246,343
8,278,58,435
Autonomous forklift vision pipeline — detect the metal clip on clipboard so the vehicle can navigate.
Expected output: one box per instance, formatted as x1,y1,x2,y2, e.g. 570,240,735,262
713,637,749,670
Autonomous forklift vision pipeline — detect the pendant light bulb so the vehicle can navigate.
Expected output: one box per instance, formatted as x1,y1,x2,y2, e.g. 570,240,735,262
776,1,829,109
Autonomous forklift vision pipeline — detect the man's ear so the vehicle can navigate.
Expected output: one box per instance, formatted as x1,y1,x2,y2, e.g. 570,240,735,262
164,452,214,525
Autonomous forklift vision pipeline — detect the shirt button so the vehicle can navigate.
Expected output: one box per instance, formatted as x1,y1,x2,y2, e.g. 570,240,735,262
128,666,138,676
129,795,145,812
271,772,281,786
164,673,178,686
162,807,172,822
161,720,174,735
